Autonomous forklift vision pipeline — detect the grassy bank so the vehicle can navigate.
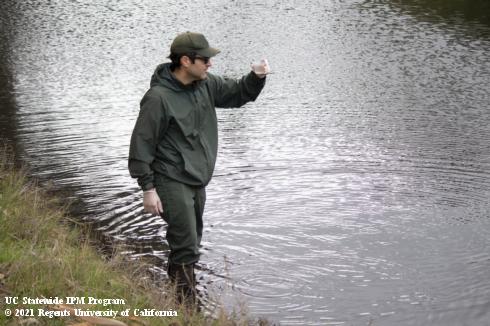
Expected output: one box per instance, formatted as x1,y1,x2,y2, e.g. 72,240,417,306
0,155,267,326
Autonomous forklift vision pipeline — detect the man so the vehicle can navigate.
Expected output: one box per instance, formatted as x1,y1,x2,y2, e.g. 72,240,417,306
128,32,268,304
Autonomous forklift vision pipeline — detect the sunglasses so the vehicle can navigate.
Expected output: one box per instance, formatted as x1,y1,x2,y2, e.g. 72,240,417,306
193,55,210,64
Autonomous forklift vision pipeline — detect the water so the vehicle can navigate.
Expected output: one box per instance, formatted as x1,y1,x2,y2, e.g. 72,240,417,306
1,0,490,325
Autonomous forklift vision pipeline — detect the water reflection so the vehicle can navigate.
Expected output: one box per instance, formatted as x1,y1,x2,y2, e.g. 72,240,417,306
0,6,19,157
1,0,490,325
388,0,490,26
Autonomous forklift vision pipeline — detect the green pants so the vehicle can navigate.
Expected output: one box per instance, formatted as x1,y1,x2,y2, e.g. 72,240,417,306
154,174,206,265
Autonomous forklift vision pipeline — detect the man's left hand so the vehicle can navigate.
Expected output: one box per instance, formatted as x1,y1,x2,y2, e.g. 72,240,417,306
251,59,270,78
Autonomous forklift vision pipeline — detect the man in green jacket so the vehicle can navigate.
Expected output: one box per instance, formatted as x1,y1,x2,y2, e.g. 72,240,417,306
128,32,268,304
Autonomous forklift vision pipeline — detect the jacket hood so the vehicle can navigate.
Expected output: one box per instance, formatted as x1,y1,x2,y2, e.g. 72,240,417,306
150,63,201,91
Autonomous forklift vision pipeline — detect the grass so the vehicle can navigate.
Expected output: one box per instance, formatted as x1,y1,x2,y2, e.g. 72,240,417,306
0,151,271,326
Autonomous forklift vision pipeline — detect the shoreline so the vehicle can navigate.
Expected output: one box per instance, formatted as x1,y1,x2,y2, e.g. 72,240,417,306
0,156,271,325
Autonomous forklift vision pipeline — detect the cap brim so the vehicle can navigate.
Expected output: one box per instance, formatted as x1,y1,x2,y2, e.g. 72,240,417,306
196,47,220,58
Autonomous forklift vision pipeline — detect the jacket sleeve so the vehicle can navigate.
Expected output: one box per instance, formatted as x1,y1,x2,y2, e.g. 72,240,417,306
128,92,168,190
211,71,266,108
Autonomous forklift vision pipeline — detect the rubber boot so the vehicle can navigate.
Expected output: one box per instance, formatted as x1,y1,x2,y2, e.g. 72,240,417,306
167,262,197,308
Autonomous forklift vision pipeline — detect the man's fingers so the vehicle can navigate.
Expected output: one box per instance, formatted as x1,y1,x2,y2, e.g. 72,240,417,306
143,203,156,214
143,190,163,215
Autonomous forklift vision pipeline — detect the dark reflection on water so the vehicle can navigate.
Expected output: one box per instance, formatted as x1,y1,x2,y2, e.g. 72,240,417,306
388,0,490,26
1,0,490,325
0,6,19,157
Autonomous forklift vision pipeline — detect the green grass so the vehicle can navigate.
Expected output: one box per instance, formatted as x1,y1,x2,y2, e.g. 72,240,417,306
0,154,271,326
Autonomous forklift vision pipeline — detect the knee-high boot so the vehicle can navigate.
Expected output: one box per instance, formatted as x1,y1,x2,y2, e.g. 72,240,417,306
167,262,197,306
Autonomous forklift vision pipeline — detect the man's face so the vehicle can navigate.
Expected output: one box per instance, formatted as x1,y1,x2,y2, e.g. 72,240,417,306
187,55,212,81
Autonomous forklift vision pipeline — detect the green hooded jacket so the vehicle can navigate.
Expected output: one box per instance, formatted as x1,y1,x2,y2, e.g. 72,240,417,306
128,63,266,190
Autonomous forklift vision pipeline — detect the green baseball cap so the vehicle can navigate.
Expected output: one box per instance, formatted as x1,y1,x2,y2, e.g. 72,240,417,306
170,32,220,57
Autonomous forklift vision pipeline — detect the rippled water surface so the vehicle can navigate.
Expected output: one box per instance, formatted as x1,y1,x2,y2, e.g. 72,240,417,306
1,0,490,325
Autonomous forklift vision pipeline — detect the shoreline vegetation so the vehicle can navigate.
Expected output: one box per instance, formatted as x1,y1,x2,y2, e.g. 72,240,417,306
0,153,270,326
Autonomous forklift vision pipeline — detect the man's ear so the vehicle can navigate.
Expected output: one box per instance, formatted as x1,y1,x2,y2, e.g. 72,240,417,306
180,55,192,68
